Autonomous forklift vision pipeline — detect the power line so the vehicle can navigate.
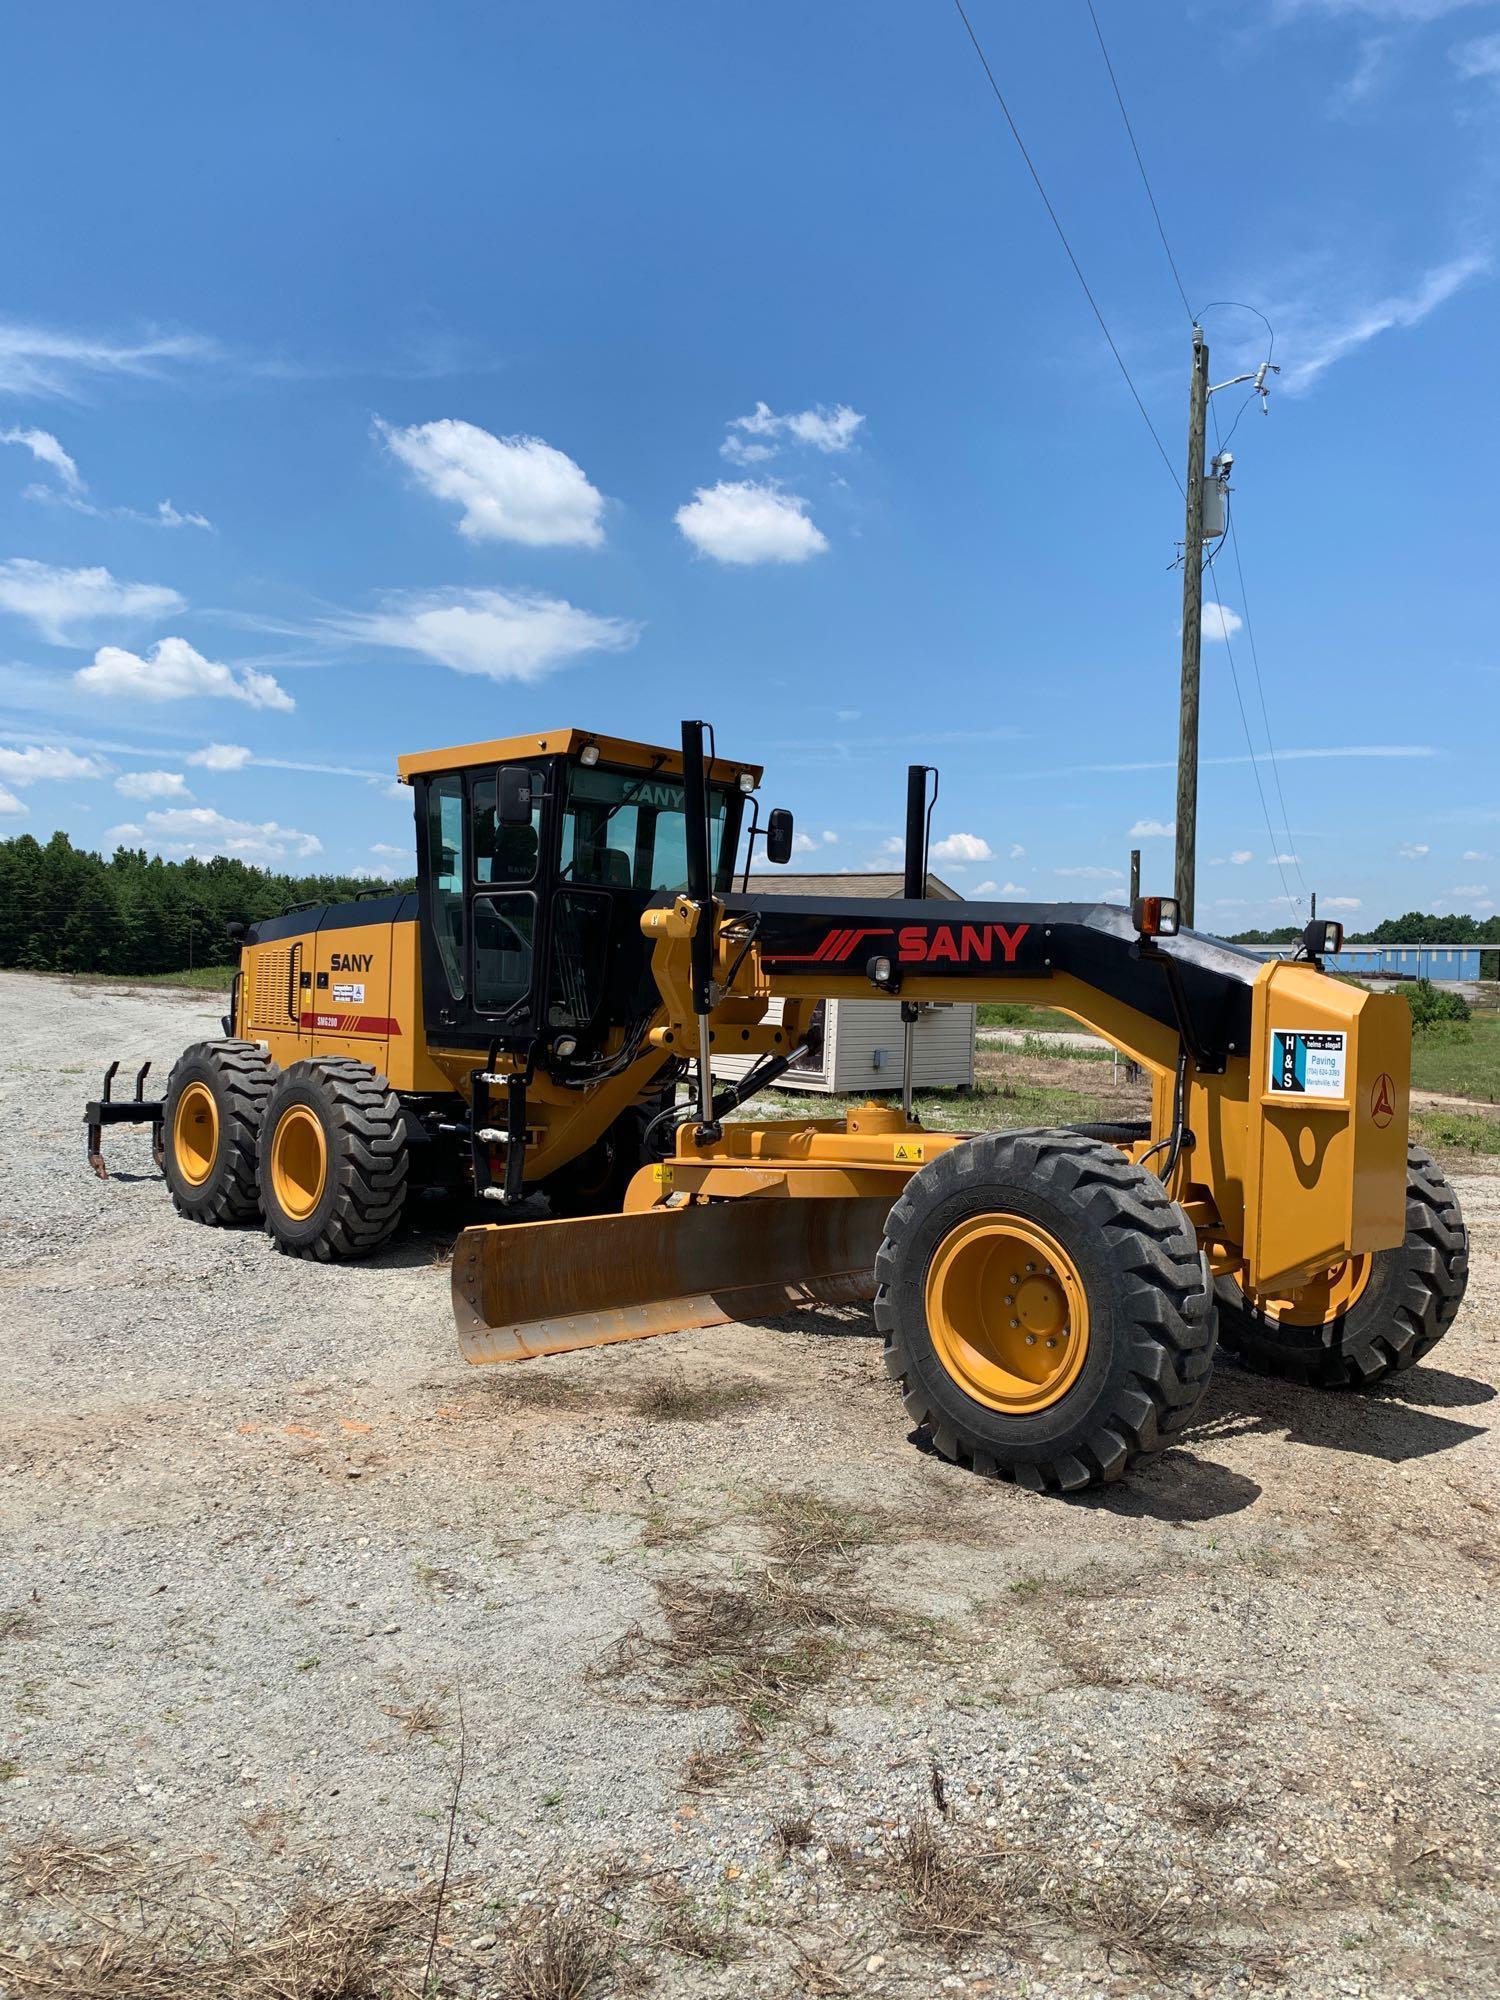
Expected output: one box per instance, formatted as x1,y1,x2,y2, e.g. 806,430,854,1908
1222,505,1307,903
951,0,1183,497
1205,547,1300,919
1082,0,1194,325
1077,2,1305,910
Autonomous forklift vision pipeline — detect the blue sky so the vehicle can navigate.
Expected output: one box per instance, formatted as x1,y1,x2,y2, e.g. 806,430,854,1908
0,0,1496,929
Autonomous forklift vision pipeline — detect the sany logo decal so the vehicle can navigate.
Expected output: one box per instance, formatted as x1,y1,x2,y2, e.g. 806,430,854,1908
1370,1071,1397,1128
898,923,1029,965
766,922,1031,966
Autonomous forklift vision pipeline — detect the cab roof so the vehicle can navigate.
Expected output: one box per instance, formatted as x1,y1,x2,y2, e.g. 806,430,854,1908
396,727,760,787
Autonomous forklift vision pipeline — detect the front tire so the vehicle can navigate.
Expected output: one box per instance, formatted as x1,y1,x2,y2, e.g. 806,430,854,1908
259,1059,408,1261
162,1040,276,1225
875,1130,1216,1493
1216,1143,1467,1387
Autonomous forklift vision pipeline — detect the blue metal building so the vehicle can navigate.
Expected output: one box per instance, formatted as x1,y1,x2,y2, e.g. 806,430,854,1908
1239,942,1483,980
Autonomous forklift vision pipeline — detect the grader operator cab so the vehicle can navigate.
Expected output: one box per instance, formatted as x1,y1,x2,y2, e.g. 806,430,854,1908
88,721,1468,1494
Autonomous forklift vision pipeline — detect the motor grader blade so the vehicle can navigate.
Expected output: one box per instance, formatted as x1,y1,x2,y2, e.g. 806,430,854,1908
451,1197,891,1364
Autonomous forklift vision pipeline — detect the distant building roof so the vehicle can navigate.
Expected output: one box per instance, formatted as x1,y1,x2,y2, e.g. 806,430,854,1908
748,870,960,901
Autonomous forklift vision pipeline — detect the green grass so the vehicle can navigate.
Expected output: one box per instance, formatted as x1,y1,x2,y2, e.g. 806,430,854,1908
56,967,234,992
1409,1015,1500,1104
735,1075,1141,1135
1410,1108,1500,1159
975,1002,1083,1032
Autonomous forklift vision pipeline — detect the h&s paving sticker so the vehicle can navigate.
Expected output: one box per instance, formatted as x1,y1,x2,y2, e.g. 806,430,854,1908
1269,1028,1347,1098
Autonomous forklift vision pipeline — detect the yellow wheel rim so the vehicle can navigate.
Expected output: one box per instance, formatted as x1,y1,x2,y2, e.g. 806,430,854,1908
1249,1255,1372,1327
172,1081,219,1187
924,1215,1090,1414
270,1104,327,1222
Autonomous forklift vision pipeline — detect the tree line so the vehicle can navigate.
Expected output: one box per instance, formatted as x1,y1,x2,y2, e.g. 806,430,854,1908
1229,912,1500,947
2,827,1497,978
0,831,412,976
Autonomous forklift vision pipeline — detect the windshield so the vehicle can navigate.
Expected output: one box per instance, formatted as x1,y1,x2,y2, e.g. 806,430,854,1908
560,764,735,891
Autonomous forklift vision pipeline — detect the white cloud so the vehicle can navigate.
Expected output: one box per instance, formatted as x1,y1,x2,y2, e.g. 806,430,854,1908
1333,35,1394,106
1322,895,1362,910
76,637,294,711
722,400,866,465
1268,852,1300,864
836,708,862,722
1398,841,1430,858
376,418,605,547
187,742,253,771
0,783,25,814
1275,1,1486,26
1231,850,1253,865
1055,864,1125,879
333,586,638,683
974,879,1028,896
1008,843,1026,859
155,499,213,531
370,841,408,860
0,559,184,644
117,805,323,863
1454,34,1500,84
115,769,191,801
0,320,213,400
0,425,83,494
1280,253,1489,394
1129,818,1175,838
0,744,103,785
1202,602,1243,642
1462,848,1490,861
792,831,820,854
1448,882,1489,897
674,481,828,565
820,830,838,845
930,832,993,863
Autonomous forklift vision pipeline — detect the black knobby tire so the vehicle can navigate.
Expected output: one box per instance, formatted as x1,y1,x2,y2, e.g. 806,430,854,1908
1216,1142,1467,1388
162,1040,276,1225
259,1058,409,1261
874,1130,1216,1493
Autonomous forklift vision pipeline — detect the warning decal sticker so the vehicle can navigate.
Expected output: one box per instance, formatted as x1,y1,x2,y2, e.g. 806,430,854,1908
1269,1029,1347,1098
332,982,366,1004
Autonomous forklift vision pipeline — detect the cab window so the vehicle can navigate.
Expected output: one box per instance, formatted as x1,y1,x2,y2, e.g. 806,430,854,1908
473,893,535,1016
472,767,544,885
560,765,732,891
426,774,467,1000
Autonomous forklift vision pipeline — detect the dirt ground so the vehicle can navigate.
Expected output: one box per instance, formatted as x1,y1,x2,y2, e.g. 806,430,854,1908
2,971,1497,1999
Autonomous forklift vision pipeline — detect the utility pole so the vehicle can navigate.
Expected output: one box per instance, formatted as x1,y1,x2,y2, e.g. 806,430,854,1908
1174,325,1209,928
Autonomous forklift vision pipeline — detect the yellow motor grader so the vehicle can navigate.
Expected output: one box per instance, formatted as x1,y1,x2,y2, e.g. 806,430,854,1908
87,721,1468,1492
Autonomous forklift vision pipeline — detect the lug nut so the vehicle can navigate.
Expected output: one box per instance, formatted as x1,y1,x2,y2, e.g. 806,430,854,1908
1045,1337,1056,1349
1004,1294,1014,1304
1025,1334,1036,1346
1010,1318,1020,1329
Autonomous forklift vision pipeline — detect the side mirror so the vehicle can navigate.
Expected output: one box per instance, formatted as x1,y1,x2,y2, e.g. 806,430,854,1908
764,807,795,866
496,767,534,827
225,919,246,943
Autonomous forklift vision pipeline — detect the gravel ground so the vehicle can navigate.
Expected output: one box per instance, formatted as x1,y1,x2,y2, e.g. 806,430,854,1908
2,970,1497,1999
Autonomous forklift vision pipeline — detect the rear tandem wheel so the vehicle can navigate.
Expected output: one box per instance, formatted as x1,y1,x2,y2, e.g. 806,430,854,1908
874,1129,1217,1493
258,1058,409,1260
161,1039,277,1226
